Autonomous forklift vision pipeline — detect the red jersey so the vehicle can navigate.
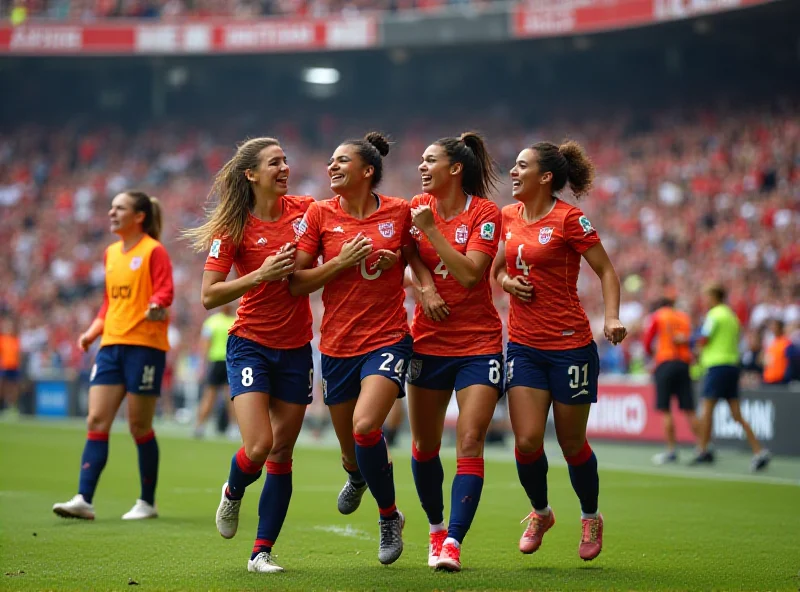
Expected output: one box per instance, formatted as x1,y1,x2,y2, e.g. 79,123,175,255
296,195,411,357
502,200,600,350
409,194,502,355
643,307,692,364
204,195,314,350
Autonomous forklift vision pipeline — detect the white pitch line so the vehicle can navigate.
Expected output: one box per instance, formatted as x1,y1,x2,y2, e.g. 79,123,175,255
313,525,373,541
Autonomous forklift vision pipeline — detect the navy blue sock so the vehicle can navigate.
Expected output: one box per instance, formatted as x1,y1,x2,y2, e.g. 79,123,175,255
227,447,263,500
354,430,397,520
135,431,159,505
411,442,444,525
447,457,485,543
565,441,599,514
251,461,293,560
78,431,109,504
515,446,549,511
343,461,365,487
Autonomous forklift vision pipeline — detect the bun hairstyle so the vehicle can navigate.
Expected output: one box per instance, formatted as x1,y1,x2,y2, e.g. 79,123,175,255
434,131,500,198
532,140,595,199
126,190,163,241
344,131,391,188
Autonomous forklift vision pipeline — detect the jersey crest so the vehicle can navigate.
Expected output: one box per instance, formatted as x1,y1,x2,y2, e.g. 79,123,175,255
129,256,143,270
455,224,469,245
408,358,422,382
378,221,394,238
538,227,554,245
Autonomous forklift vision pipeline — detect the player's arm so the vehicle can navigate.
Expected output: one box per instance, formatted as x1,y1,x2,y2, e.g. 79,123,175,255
79,292,107,352
411,206,488,289
582,242,626,345
696,314,715,348
288,234,372,297
642,314,658,358
403,243,449,321
145,245,174,321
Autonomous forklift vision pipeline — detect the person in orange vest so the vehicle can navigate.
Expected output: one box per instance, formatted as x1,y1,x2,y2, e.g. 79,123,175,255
642,294,699,464
0,316,22,413
763,319,792,385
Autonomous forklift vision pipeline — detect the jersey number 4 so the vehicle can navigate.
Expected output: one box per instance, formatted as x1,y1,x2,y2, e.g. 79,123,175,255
434,259,449,280
515,244,530,275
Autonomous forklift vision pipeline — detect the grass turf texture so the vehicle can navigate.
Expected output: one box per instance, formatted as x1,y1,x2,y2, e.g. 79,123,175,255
1,420,797,591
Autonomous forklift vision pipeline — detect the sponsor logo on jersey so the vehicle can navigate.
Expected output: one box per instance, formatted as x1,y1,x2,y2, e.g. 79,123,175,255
539,226,554,244
480,222,495,240
209,239,222,258
378,222,394,238
129,256,143,270
579,215,594,235
455,224,469,245
506,231,512,240
408,358,422,382
332,226,345,233
256,237,267,246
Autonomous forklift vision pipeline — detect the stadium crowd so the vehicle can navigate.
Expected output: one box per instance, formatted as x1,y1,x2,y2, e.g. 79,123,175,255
0,105,798,388
4,0,498,23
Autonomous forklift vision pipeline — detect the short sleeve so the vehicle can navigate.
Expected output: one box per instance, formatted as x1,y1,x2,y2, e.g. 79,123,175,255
466,200,501,258
295,201,322,256
204,235,236,275
564,207,600,254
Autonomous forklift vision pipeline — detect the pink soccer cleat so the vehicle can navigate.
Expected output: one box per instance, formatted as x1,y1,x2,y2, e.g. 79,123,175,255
579,513,603,561
435,541,461,572
428,530,447,567
519,509,555,554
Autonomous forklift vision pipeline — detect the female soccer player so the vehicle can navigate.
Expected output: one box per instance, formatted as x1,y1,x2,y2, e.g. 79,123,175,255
53,190,173,522
406,132,503,572
291,132,412,565
491,141,626,561
186,137,315,574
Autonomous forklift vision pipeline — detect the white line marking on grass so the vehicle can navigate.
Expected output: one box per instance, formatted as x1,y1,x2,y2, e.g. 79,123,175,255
313,525,373,540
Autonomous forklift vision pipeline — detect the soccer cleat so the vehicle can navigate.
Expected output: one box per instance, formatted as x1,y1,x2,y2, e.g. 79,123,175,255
52,494,95,520
247,552,285,573
652,451,678,465
122,499,158,520
378,510,405,565
579,513,603,561
216,482,241,539
689,450,715,465
337,479,368,515
435,541,462,572
751,449,771,472
519,509,555,554
428,530,447,567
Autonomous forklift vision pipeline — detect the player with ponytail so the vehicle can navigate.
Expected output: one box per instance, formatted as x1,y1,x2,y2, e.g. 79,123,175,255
492,140,626,561
53,190,174,522
404,131,503,571
291,132,412,565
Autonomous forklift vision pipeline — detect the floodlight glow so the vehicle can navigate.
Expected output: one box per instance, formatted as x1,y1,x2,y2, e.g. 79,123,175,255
303,67,340,85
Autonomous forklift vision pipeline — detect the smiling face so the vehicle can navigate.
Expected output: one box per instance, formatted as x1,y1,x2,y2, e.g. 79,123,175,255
510,148,552,201
418,143,461,195
328,144,373,193
244,144,290,196
108,193,144,236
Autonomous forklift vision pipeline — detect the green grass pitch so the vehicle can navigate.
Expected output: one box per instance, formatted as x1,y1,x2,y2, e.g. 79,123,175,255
1,420,798,591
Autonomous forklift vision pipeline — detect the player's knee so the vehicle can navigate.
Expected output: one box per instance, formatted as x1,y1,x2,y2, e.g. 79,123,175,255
457,429,486,458
268,441,294,464
515,433,545,454
412,436,441,456
557,437,585,458
86,413,109,433
244,438,273,464
128,419,152,440
352,416,381,436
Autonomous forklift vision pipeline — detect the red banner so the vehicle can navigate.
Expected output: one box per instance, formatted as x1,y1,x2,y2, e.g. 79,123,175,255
588,381,695,442
513,0,778,39
0,17,377,55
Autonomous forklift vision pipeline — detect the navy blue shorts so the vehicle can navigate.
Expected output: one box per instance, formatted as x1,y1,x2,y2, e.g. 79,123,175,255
702,365,740,400
407,352,504,396
505,341,600,405
321,335,413,406
90,345,167,396
227,335,313,405
1,368,20,381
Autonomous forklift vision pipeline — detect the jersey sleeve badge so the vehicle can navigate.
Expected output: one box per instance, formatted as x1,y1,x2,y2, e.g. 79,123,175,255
480,222,495,240
578,215,595,235
209,239,222,259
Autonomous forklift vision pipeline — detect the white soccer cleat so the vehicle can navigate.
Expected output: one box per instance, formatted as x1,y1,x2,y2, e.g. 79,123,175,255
53,494,95,520
216,482,241,539
247,552,285,573
122,499,158,520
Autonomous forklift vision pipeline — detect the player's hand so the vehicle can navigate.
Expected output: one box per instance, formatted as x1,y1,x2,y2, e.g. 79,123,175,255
145,303,168,321
411,205,435,233
420,287,450,321
335,233,373,268
604,318,627,345
501,275,533,302
372,249,401,271
257,246,296,282
77,333,94,352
